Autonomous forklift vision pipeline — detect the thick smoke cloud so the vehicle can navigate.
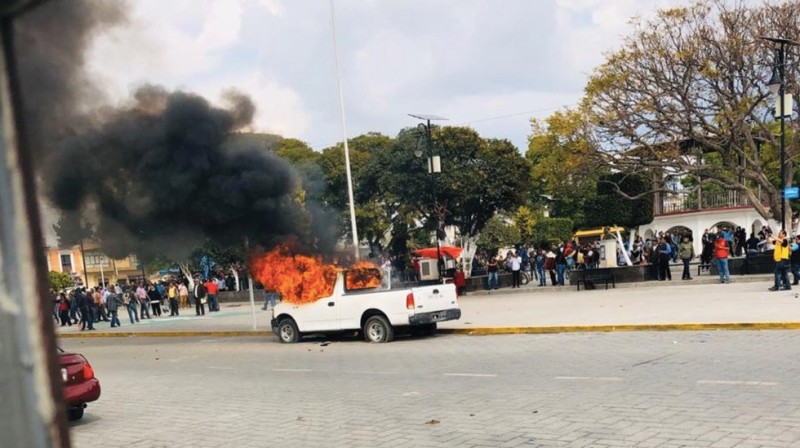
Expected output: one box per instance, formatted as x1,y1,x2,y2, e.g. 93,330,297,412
45,85,315,259
14,1,336,260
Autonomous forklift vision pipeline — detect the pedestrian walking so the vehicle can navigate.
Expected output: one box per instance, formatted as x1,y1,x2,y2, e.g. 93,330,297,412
657,237,672,281
76,288,94,331
106,289,123,328
534,249,546,286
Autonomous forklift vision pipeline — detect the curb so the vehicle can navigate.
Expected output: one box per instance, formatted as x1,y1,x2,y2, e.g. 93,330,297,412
58,330,273,339
57,322,800,339
439,322,800,335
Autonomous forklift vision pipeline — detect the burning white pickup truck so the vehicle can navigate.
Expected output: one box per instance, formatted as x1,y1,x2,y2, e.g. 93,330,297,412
270,268,461,343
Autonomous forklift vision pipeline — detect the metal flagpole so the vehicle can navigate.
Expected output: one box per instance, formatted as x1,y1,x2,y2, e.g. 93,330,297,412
245,238,257,330
329,0,360,260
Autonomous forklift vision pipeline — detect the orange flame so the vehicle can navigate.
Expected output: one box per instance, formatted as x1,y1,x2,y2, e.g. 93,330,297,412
344,263,383,291
250,243,382,304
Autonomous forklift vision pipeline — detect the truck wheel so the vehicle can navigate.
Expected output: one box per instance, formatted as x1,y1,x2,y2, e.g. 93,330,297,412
363,315,394,343
67,407,84,421
421,322,437,337
277,318,300,343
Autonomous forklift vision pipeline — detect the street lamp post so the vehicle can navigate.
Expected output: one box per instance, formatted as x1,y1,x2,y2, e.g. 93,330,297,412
409,113,447,279
760,36,799,232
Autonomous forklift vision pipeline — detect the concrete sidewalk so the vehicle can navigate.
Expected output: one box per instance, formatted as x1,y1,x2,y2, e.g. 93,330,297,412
57,275,800,338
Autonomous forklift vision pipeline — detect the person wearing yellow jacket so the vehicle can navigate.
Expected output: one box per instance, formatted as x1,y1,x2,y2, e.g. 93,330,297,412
769,230,791,291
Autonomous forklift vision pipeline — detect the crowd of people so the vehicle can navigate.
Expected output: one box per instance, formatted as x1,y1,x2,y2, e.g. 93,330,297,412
52,274,232,331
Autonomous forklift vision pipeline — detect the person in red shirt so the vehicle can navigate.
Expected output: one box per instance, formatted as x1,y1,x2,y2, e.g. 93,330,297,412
204,277,220,312
453,266,467,296
713,233,730,284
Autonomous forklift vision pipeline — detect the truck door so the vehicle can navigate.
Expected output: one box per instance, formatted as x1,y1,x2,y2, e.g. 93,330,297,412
294,297,340,332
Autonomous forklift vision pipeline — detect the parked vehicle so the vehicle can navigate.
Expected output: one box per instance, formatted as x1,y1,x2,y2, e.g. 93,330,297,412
271,268,461,343
59,349,101,421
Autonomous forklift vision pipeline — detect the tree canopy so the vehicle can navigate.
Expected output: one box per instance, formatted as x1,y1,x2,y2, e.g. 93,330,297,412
583,0,800,224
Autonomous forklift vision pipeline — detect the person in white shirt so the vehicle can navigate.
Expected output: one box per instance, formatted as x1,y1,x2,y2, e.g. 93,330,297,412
509,250,523,288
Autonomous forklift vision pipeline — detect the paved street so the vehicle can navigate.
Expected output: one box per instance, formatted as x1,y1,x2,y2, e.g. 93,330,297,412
65,331,800,448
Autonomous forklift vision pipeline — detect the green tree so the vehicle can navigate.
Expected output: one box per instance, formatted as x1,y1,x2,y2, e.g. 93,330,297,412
477,215,521,255
375,126,531,264
48,270,74,291
527,108,605,227
514,206,537,245
533,218,574,247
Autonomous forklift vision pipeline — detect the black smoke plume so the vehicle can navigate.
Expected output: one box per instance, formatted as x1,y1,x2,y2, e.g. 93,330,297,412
14,1,337,260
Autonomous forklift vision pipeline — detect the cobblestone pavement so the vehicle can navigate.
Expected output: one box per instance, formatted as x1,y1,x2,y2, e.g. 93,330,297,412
64,332,800,448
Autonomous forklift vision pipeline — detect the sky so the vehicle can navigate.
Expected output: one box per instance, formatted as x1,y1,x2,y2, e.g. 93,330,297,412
86,0,695,153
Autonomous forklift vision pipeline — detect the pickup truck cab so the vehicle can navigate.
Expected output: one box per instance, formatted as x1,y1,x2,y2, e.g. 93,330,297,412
271,268,460,343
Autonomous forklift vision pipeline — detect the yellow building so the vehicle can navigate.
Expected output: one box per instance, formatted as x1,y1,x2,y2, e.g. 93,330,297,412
45,242,144,288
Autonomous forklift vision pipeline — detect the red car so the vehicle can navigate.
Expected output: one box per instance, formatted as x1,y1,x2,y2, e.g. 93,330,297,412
59,350,101,421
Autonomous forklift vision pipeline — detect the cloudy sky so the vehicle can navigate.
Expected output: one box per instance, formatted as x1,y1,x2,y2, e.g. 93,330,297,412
87,0,695,153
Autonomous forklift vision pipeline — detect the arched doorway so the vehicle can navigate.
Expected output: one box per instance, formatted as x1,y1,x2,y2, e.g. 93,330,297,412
643,229,655,242
751,219,765,237
708,221,738,233
665,226,693,241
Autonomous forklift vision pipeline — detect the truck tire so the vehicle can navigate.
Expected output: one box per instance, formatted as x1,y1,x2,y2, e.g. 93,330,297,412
421,322,437,337
277,318,300,343
67,406,85,421
411,322,437,338
363,315,394,343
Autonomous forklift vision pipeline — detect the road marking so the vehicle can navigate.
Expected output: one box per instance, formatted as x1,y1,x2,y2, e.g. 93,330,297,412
207,366,236,370
697,380,777,386
443,373,498,378
200,339,219,343
272,368,312,372
555,376,624,381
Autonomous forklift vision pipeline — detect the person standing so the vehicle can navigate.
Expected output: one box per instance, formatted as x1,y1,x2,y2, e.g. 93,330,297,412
656,237,672,281
791,235,800,286
509,250,522,288
713,233,731,284
204,277,220,312
178,282,189,309
106,289,122,328
57,293,71,327
76,288,94,331
534,249,546,287
555,246,567,286
486,256,499,290
678,236,695,280
148,284,163,317
769,230,791,291
545,249,557,286
124,287,140,324
168,282,179,316
92,287,108,322
193,279,207,316
136,283,150,319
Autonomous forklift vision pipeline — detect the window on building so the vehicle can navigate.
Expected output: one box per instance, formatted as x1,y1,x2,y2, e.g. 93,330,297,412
60,253,73,272
85,253,108,267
